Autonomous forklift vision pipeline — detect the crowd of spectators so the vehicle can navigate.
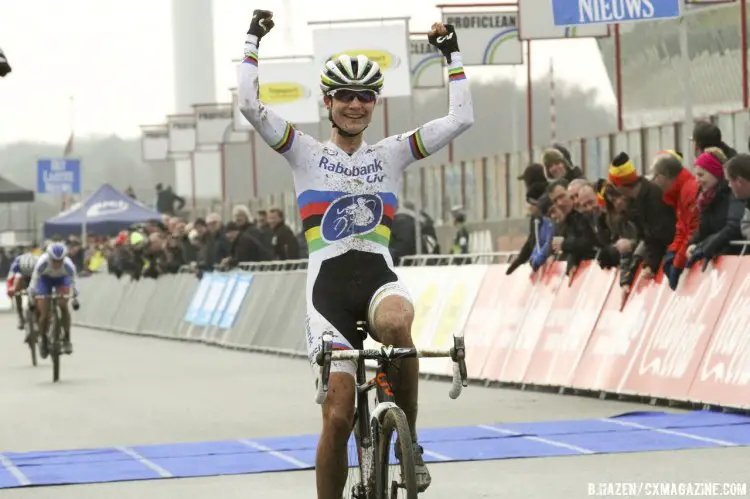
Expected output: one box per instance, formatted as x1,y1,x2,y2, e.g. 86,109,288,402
507,120,750,303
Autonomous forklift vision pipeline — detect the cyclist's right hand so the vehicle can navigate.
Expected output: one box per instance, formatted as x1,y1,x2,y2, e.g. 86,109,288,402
247,9,275,41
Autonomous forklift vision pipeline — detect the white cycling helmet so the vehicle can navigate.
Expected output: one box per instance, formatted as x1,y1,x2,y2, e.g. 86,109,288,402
319,54,384,96
47,242,68,261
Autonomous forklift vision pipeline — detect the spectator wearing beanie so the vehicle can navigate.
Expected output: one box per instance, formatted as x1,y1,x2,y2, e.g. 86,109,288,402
687,148,745,267
692,121,737,160
650,150,700,290
609,151,676,278
506,182,551,274
541,148,584,182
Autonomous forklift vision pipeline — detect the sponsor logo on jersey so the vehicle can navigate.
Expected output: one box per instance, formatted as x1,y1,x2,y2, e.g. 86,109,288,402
318,156,385,183
320,193,384,243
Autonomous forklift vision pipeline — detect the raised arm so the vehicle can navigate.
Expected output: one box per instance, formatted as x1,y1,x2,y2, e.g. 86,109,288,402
237,10,314,163
384,24,474,167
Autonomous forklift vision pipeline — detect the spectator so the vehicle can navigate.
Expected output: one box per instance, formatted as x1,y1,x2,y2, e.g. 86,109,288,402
724,153,750,243
155,183,186,216
686,148,744,268
268,208,300,260
692,121,737,160
506,181,549,274
450,206,469,263
568,178,589,211
548,178,598,275
596,183,641,293
206,212,230,267
389,200,419,265
125,186,137,199
257,210,271,233
609,152,675,280
650,150,700,290
220,221,273,268
541,148,584,182
233,204,273,256
518,163,547,190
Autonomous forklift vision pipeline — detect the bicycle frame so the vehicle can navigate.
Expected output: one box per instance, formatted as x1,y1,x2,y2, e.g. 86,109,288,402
315,328,467,497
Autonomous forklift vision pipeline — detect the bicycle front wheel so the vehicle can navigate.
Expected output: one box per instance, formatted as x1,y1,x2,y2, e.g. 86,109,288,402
375,407,417,499
50,307,61,382
24,307,37,367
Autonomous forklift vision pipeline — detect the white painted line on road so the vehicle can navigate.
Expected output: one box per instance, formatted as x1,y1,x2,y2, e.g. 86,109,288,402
238,439,311,468
116,446,174,478
422,448,452,461
477,425,595,455
600,418,738,447
0,453,30,486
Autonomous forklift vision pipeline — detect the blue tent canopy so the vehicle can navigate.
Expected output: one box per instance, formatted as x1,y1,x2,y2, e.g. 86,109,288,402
44,184,162,238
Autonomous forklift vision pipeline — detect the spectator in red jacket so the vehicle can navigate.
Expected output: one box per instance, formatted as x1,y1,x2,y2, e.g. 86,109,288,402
650,150,700,290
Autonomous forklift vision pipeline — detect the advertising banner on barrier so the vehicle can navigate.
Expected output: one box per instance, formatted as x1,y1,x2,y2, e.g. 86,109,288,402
420,265,487,375
311,21,412,98
168,114,196,154
494,263,565,383
238,56,321,124
194,274,228,326
395,266,447,348
219,274,254,330
523,262,616,387
689,257,750,408
571,270,671,392
620,258,737,400
462,264,512,379
409,34,444,89
210,273,239,327
184,274,213,323
194,103,233,145
141,125,169,161
480,265,542,382
442,10,523,65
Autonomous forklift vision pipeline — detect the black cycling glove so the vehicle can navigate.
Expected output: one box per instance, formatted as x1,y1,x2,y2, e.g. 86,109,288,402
428,24,460,63
247,9,275,45
0,48,11,77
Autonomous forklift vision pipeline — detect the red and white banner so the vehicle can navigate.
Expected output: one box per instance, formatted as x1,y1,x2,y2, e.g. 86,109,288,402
524,262,616,387
688,257,750,408
354,254,750,410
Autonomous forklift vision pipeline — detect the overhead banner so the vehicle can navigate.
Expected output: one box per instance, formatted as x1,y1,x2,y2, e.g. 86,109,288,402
552,0,681,26
168,114,196,154
409,34,444,88
441,10,523,66
518,2,610,40
310,20,412,97
194,103,233,145
140,124,169,161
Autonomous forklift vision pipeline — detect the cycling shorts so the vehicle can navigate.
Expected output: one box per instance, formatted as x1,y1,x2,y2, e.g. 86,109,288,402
305,250,412,378
34,275,70,297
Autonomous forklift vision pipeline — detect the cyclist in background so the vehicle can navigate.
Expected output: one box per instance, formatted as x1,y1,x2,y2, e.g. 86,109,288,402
239,10,473,498
29,243,80,357
6,252,38,331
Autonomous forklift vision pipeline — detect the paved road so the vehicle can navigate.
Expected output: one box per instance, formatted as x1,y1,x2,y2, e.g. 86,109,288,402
0,317,748,498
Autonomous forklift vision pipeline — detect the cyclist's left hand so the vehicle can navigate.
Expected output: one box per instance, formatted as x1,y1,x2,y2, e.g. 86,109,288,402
428,22,459,62
71,299,80,311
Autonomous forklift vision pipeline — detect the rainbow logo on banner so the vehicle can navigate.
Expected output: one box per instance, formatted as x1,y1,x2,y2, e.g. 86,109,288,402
411,53,443,87
482,28,519,64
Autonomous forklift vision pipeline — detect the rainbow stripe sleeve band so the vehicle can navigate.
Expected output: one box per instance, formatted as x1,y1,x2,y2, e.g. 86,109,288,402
272,122,295,154
448,67,466,82
408,129,429,160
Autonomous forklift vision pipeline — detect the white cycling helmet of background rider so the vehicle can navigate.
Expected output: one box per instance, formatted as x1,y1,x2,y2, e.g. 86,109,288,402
47,242,68,261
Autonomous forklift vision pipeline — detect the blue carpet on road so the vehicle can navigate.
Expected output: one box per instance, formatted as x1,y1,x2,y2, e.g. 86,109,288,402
1,410,749,488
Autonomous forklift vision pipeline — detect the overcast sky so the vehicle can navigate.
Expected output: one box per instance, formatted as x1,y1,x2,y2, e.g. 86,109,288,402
0,0,615,145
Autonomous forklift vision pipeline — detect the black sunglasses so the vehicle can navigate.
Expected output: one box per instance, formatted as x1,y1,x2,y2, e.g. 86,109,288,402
331,89,377,103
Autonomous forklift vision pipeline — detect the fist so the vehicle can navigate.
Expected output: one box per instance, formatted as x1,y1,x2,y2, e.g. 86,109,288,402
429,22,448,37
